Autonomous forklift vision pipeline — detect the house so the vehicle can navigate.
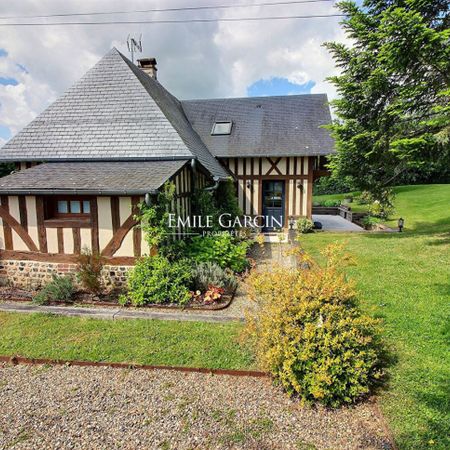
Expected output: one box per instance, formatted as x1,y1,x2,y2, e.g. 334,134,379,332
0,48,333,288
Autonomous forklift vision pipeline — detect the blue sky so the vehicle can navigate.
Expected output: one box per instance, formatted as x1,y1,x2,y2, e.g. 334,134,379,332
0,124,11,141
0,77,18,86
0,0,345,142
247,77,315,97
0,47,20,142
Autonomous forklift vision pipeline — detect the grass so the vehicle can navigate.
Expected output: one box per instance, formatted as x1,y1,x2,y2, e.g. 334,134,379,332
303,184,450,449
0,183,448,448
314,183,450,224
0,313,253,370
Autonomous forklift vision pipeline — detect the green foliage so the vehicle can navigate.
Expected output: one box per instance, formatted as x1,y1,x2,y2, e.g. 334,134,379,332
325,1,450,200
313,199,341,207
368,201,394,220
355,189,395,219
192,178,242,231
76,247,104,294
186,233,250,273
360,215,380,230
356,191,373,205
0,163,15,178
296,218,314,234
125,255,192,306
301,184,450,448
313,175,356,195
324,199,341,207
245,244,385,407
33,275,75,305
191,261,238,293
216,178,242,220
192,188,220,230
0,312,253,370
138,182,177,254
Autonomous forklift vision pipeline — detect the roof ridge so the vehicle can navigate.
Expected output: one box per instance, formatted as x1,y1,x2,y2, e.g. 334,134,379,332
181,93,329,103
116,50,228,179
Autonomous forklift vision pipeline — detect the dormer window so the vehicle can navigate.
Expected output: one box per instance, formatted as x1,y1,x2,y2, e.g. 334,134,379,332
211,121,232,135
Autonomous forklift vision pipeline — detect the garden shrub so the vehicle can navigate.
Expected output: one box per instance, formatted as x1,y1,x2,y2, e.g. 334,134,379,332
312,176,355,195
356,191,372,205
361,215,380,230
356,190,395,219
186,233,250,273
33,275,75,305
216,178,242,221
138,182,186,259
192,261,238,293
323,199,341,207
76,247,104,294
297,218,314,234
244,244,385,407
125,255,192,306
191,178,242,232
192,188,220,231
368,200,394,220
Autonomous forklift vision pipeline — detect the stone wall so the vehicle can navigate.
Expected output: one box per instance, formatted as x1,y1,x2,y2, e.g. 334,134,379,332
0,259,132,290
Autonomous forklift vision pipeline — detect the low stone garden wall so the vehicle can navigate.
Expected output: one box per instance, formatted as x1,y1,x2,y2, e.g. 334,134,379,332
0,259,132,290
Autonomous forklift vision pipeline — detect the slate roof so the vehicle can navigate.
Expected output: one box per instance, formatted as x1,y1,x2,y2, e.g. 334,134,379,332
0,48,228,179
0,161,187,195
0,47,334,192
181,94,334,157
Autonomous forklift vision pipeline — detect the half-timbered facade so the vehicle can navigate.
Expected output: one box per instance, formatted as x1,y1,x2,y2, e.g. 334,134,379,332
223,156,313,226
0,48,333,287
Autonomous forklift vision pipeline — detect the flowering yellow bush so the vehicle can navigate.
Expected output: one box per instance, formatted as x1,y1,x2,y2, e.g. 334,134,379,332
244,243,384,407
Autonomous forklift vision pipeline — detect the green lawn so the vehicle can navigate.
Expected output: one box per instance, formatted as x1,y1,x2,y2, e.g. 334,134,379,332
0,184,448,448
0,313,253,370
315,184,450,223
305,184,450,449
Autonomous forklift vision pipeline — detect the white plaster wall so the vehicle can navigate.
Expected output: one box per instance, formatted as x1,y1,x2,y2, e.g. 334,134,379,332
97,197,113,252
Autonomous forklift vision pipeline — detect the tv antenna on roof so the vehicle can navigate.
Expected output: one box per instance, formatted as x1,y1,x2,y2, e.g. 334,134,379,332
127,34,142,64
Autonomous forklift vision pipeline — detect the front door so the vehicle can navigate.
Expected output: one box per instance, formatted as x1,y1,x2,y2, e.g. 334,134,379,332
262,180,285,231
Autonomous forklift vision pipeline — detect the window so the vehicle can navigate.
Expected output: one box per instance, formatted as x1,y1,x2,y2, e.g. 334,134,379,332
55,199,90,216
48,196,92,220
211,121,232,135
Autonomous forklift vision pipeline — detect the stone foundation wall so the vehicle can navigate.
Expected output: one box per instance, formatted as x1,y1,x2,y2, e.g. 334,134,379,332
0,260,132,290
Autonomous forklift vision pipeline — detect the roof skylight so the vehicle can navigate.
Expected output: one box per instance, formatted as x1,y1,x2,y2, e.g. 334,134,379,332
211,121,232,135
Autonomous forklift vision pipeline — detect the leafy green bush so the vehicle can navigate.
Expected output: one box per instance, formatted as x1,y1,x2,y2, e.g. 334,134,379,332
216,178,242,221
361,215,380,230
192,261,238,293
357,190,395,219
245,244,385,407
296,218,314,234
138,182,186,260
368,200,395,219
186,233,250,273
314,199,341,207
313,176,355,195
191,179,242,231
125,255,192,306
356,191,372,205
76,247,104,294
323,199,341,207
33,275,75,305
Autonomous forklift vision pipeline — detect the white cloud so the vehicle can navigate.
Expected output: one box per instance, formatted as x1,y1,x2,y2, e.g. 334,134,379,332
0,0,349,137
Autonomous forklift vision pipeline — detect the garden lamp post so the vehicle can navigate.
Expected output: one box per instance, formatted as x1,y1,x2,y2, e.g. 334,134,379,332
398,217,404,232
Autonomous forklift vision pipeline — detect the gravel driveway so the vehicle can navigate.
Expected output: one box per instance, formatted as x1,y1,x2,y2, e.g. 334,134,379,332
0,363,393,450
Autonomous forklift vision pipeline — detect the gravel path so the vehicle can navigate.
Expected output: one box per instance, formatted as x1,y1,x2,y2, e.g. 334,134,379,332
0,363,393,450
